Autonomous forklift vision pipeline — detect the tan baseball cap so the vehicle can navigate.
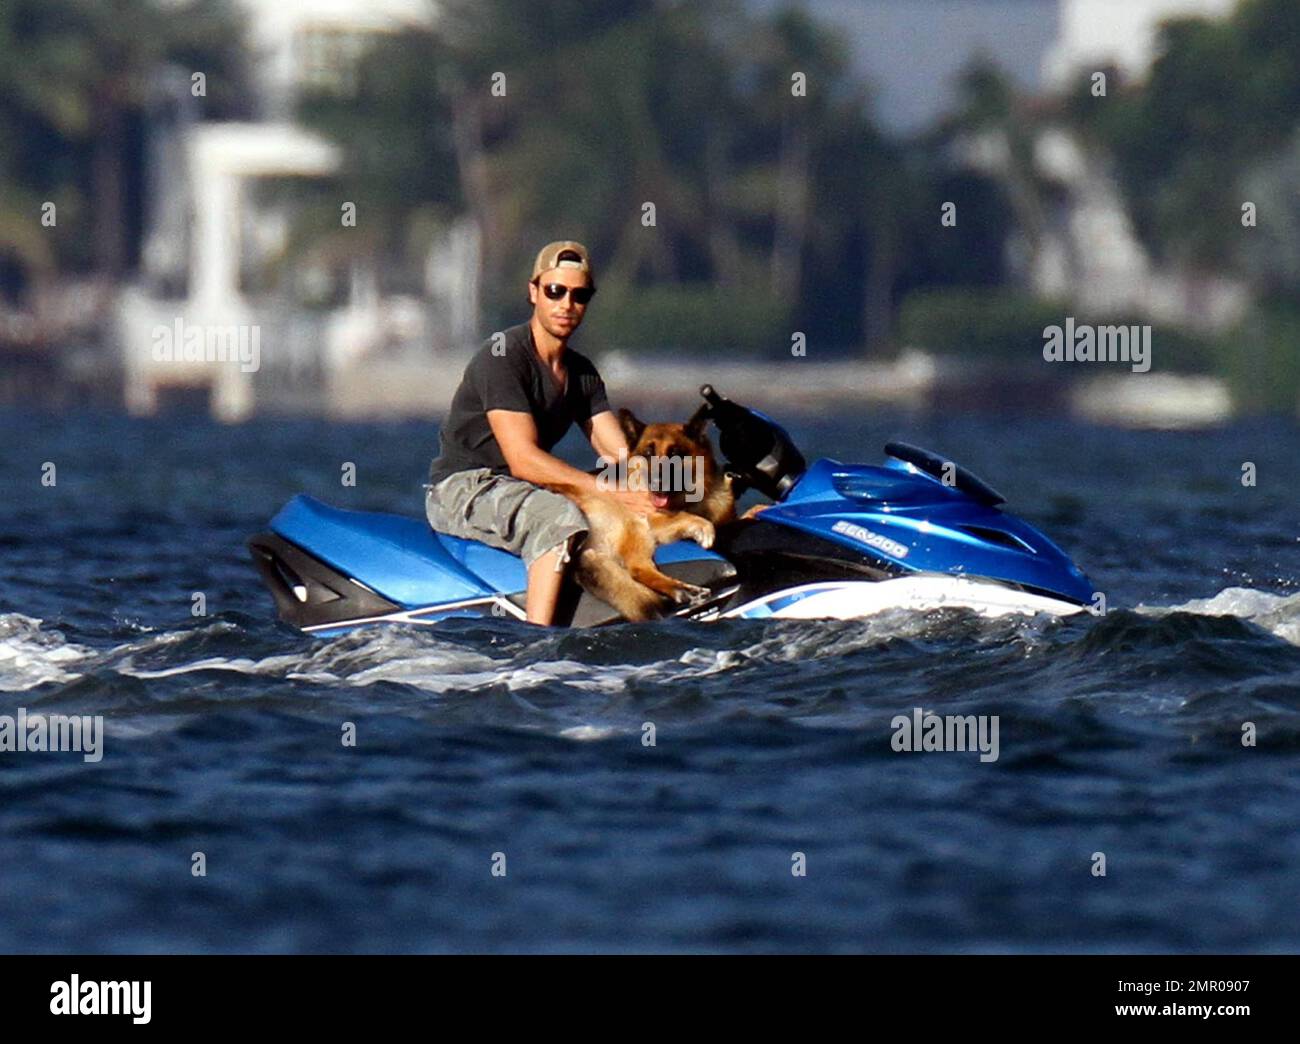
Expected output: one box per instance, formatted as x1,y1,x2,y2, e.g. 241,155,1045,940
531,240,595,287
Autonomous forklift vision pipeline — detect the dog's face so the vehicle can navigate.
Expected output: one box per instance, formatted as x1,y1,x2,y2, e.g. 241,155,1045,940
619,407,719,508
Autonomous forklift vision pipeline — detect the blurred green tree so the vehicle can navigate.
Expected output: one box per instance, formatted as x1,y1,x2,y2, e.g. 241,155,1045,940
0,0,249,293
295,0,915,354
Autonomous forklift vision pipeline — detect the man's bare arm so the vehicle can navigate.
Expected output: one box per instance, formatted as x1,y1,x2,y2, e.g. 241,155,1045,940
488,410,602,494
583,410,629,462
489,409,664,513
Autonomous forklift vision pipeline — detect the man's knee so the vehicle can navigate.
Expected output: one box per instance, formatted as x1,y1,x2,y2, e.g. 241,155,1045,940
529,538,568,574
517,486,587,568
527,528,585,573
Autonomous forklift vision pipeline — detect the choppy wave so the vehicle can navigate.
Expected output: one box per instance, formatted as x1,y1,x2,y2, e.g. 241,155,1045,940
6,584,1298,729
1140,586,1300,646
0,614,91,691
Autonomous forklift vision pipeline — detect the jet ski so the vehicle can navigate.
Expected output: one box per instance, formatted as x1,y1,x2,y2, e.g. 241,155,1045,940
248,386,1096,635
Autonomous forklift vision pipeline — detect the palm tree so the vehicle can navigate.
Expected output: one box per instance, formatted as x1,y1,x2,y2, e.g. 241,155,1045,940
941,57,1057,287
435,0,718,310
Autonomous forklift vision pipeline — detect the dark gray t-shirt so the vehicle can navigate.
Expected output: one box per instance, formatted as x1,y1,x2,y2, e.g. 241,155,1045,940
429,323,611,485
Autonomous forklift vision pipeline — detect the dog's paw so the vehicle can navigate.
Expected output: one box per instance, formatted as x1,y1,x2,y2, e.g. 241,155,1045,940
686,518,715,549
669,581,711,605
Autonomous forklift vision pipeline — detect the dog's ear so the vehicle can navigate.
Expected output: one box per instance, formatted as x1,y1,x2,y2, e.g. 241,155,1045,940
684,402,710,440
618,408,645,445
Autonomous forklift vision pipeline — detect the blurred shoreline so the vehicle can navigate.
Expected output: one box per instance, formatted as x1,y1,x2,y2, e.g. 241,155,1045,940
0,335,1246,429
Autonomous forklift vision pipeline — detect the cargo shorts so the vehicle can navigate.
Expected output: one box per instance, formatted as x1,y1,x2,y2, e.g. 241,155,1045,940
425,467,589,568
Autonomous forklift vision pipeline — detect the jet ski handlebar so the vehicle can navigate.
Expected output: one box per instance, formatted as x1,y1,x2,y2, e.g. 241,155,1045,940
696,384,807,501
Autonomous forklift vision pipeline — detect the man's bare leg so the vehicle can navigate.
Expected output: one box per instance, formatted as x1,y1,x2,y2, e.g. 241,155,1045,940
525,546,567,625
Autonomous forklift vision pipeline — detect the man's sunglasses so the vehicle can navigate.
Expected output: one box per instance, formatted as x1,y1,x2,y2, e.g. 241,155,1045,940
537,281,596,305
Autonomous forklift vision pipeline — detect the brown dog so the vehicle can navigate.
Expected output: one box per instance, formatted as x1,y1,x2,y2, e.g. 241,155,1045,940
544,406,736,621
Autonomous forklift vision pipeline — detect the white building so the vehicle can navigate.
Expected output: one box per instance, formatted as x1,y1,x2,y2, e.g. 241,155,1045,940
1043,0,1238,85
1025,0,1248,329
238,0,437,117
122,0,475,420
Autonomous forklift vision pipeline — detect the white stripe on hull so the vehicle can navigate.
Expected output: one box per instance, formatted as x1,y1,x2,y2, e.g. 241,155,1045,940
302,594,525,633
719,577,1087,621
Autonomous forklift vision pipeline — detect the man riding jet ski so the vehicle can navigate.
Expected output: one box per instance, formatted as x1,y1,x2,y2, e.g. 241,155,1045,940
249,384,1097,635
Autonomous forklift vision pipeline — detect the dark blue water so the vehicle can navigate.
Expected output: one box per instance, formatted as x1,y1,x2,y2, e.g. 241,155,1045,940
2,409,1298,953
